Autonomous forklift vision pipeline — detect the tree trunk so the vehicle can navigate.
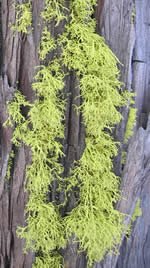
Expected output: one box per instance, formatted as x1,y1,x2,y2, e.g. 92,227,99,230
0,0,150,267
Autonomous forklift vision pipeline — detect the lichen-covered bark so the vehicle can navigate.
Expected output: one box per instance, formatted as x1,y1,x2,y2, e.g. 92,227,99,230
0,0,42,266
95,116,150,268
96,0,136,176
0,0,85,267
0,0,150,267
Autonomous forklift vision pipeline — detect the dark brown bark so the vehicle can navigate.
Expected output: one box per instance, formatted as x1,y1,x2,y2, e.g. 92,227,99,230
0,0,150,268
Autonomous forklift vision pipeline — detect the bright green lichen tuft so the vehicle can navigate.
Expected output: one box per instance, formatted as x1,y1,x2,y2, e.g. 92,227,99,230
7,0,129,267
41,0,67,25
17,200,66,258
127,199,142,236
59,1,127,265
39,27,56,60
32,252,63,268
5,150,15,181
6,62,66,267
11,0,32,33
124,104,136,143
131,199,142,222
131,4,136,25
121,151,127,165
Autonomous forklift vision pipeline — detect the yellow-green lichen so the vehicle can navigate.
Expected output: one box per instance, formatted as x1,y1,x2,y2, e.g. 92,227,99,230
124,106,136,143
131,199,142,222
6,0,129,267
127,199,142,236
10,0,32,33
131,4,136,25
38,27,56,61
5,150,15,181
121,151,127,165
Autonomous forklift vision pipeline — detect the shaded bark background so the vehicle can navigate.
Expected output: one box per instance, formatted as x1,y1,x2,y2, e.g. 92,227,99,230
0,0,150,267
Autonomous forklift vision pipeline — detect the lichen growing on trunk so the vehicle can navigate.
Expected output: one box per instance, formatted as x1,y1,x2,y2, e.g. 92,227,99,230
5,0,129,267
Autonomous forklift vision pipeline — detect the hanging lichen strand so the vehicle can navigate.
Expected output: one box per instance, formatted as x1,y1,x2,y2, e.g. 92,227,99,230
59,1,126,265
10,0,32,33
6,0,127,267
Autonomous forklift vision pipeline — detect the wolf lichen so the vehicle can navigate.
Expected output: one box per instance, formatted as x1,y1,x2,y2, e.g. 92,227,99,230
127,199,142,236
131,3,136,25
10,0,32,33
41,0,67,25
124,93,136,143
59,1,126,265
5,150,15,181
38,27,56,60
131,199,142,222
6,0,129,267
124,107,136,143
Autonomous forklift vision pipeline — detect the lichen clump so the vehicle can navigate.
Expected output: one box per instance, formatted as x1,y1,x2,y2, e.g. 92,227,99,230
6,0,128,267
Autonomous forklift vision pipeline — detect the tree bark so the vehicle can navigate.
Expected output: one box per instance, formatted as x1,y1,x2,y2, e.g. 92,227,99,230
0,0,150,267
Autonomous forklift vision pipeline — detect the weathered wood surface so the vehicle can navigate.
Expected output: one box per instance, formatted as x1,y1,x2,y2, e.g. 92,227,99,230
0,0,150,267
116,117,150,267
132,0,150,129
